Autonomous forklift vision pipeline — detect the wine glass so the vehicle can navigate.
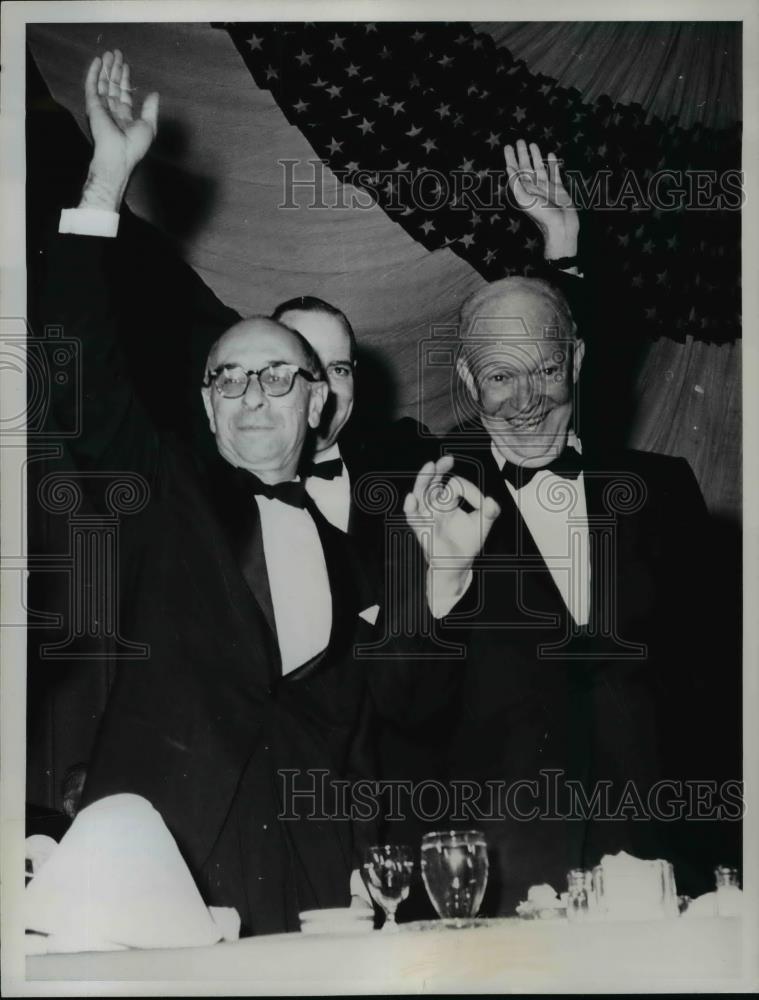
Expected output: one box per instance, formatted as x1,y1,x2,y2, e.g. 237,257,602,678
362,845,415,931
420,829,488,926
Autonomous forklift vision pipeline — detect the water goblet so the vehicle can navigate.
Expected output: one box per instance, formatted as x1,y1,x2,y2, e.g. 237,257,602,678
420,829,489,926
362,844,415,930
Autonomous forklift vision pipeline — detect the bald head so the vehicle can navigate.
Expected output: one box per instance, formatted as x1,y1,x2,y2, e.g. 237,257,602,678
201,315,327,482
456,277,584,467
460,276,576,349
206,316,322,379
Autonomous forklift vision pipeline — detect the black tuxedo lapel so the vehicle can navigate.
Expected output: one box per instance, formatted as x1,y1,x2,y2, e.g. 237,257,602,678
236,510,277,637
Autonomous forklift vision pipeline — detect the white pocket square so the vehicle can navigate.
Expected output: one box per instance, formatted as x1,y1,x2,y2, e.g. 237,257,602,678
358,604,380,625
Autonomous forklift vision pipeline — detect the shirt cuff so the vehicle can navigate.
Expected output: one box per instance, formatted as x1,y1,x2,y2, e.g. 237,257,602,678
427,568,473,619
59,207,120,238
350,867,371,904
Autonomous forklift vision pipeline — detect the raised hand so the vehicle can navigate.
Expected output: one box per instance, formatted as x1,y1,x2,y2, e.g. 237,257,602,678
403,455,500,583
80,50,159,211
504,138,578,260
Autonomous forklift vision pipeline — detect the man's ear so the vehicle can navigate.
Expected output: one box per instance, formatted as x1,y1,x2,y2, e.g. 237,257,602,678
572,338,586,383
201,387,217,434
307,381,329,429
456,355,478,401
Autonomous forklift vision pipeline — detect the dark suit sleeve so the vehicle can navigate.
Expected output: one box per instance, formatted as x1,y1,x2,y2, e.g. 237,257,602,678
42,231,161,481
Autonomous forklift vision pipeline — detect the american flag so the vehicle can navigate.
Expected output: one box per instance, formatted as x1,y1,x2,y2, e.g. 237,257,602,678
215,21,741,344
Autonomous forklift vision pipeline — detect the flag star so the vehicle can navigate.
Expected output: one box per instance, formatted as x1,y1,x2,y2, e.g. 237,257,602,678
326,84,343,98
443,236,456,246
598,144,608,158
391,101,406,115
489,213,501,225
420,219,435,235
341,107,358,119
645,307,658,320
379,46,392,60
247,34,263,50
329,34,346,50
409,74,421,89
312,77,328,88
422,138,437,154
435,103,451,119
479,90,490,100
484,249,496,264
438,54,454,67
513,106,526,122
455,33,468,44
460,233,475,247
525,237,539,251
667,235,679,250
452,114,464,127
363,75,374,84
293,99,309,113
507,218,521,234
631,273,642,287
345,63,361,77
411,30,425,42
471,37,483,49
365,23,377,33
264,66,279,80
295,50,312,66
345,161,359,172
394,160,410,171
467,83,479,96
374,92,390,107
485,131,501,149
406,123,422,137
656,270,669,285
617,233,630,247
459,158,474,172
358,118,375,135
470,212,481,226
539,83,552,96
542,126,554,139
326,137,343,155
401,206,415,216
642,240,654,254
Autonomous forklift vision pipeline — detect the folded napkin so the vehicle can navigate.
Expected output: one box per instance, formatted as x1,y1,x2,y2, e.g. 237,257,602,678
25,793,227,952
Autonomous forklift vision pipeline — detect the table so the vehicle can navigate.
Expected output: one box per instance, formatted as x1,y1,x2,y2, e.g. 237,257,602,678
26,916,746,993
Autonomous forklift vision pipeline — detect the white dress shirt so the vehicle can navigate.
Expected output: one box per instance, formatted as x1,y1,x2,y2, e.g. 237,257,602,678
305,443,351,533
492,435,590,627
254,494,332,674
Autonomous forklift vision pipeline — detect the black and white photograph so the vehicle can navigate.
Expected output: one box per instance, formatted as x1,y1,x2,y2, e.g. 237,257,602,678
1,0,757,993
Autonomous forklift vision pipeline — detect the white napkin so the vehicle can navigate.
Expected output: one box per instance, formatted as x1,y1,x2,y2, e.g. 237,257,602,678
25,793,225,952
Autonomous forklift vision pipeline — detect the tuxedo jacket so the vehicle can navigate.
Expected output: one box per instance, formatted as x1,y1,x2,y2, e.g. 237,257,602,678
434,422,720,906
43,232,441,935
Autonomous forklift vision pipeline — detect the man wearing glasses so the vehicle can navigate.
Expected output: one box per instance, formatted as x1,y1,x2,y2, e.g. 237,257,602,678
45,50,453,936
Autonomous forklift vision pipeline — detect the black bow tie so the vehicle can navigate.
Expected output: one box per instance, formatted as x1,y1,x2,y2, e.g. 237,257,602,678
307,458,344,481
501,445,583,490
245,471,307,508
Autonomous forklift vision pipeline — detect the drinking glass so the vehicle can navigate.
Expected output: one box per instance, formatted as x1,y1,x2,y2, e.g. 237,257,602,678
362,845,415,930
420,829,489,925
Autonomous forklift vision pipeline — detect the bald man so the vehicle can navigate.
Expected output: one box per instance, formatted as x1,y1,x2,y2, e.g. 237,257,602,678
44,50,450,936
406,271,723,911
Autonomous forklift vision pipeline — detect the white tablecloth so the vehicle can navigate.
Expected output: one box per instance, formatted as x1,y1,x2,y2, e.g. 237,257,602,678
26,916,745,993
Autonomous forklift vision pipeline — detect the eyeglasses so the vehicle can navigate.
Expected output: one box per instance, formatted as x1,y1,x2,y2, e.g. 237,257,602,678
204,363,319,399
